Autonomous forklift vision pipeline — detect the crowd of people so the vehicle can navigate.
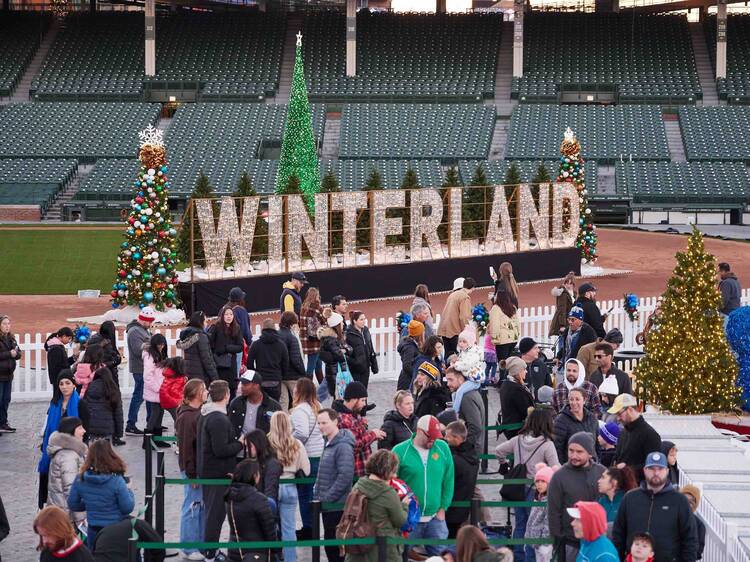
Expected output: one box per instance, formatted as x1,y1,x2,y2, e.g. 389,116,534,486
0,262,738,562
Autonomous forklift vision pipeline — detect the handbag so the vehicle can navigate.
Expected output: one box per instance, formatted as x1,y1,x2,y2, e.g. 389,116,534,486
306,313,321,341
213,353,233,369
335,361,354,400
500,440,546,501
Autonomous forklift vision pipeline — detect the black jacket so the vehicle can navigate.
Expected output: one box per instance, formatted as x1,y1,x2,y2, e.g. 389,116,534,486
446,440,479,528
396,337,421,391
93,517,165,562
614,415,662,482
82,377,123,438
87,334,122,379
525,358,552,400
378,409,417,450
589,366,633,404
197,405,244,479
694,514,706,560
208,324,244,380
414,384,452,418
225,482,277,562
318,327,350,383
246,328,289,385
228,394,282,439
556,322,598,362
0,334,18,382
177,327,218,383
552,406,599,464
575,295,606,339
613,482,697,562
661,441,680,485
498,379,534,439
345,325,376,381
45,336,76,386
277,326,306,381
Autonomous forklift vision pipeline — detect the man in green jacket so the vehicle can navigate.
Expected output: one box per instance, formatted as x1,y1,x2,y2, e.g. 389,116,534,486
393,415,455,556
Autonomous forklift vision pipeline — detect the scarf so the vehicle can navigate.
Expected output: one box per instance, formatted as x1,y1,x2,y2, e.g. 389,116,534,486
38,391,80,474
453,379,480,414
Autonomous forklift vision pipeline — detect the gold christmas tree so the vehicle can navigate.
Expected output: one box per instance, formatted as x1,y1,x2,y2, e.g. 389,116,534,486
635,227,739,414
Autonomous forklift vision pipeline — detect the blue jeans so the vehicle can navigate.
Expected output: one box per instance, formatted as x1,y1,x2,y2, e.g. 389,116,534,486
411,516,448,556
127,373,152,428
306,353,322,376
0,380,11,425
297,457,320,529
485,362,498,384
280,484,299,562
180,471,204,554
512,487,536,562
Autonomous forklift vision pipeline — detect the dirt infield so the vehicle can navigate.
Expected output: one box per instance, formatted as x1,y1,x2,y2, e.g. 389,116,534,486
2,227,748,335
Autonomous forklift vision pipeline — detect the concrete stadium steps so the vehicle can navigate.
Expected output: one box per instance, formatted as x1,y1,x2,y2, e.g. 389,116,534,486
664,117,687,162
690,21,720,106
321,113,341,160
42,163,94,222
274,12,304,104
494,20,516,117
488,118,508,161
10,19,59,103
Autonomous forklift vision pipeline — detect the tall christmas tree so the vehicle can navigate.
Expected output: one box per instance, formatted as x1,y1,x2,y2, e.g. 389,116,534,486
111,125,180,311
275,32,320,209
634,227,739,414
557,127,597,263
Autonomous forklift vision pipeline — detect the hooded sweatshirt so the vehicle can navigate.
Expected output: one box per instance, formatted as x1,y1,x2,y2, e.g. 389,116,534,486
719,272,741,315
576,501,619,562
552,359,601,415
196,401,243,479
280,281,302,316
548,460,606,544
392,436,455,518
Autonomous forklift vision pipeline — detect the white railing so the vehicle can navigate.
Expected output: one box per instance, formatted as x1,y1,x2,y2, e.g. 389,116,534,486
11,289,750,401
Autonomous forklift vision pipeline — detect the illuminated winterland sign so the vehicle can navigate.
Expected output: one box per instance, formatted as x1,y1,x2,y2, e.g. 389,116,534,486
192,183,580,277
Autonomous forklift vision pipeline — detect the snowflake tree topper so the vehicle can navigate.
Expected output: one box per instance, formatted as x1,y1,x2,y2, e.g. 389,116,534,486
139,124,164,148
564,126,575,143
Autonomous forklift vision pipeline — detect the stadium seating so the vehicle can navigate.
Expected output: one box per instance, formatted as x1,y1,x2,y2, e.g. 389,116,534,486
515,13,700,104
0,158,77,211
303,11,502,101
616,161,750,203
0,12,51,97
331,159,444,190
0,102,160,161
457,160,600,196
32,13,144,101
679,106,750,161
707,15,750,102
505,105,670,162
339,104,495,160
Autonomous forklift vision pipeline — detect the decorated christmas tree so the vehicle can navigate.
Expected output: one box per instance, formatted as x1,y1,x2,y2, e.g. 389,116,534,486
557,127,597,263
635,227,739,414
275,32,320,209
111,125,180,311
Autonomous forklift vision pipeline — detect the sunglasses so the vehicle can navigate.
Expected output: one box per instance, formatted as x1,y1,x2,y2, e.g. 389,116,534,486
594,354,606,359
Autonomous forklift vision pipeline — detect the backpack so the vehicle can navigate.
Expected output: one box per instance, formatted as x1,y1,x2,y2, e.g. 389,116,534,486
500,440,545,501
335,488,377,555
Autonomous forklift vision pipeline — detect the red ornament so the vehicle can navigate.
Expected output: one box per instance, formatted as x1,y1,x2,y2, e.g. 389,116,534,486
135,197,144,204
110,290,118,297
119,270,127,278
128,217,136,225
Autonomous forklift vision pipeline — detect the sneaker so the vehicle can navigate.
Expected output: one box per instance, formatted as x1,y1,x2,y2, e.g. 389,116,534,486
214,552,228,562
125,426,144,435
182,552,204,561
112,437,127,446
155,440,171,449
0,424,16,433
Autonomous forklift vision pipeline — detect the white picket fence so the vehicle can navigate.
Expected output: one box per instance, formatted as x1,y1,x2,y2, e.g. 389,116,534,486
11,289,750,401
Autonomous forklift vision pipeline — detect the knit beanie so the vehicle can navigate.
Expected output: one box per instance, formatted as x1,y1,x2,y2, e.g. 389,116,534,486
534,462,560,484
604,328,624,345
408,320,425,338
537,385,554,404
458,326,477,347
598,421,621,446
518,337,538,355
343,381,368,401
436,409,458,426
505,356,527,380
568,431,595,456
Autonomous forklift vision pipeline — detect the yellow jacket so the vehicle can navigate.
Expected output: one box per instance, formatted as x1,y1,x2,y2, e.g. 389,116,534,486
488,304,520,345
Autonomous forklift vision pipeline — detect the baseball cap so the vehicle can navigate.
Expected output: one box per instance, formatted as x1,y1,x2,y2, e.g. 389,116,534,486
417,415,443,441
452,277,465,290
240,370,263,385
607,393,638,414
579,282,597,294
566,507,581,520
644,451,668,469
229,287,246,301
291,272,308,283
568,306,585,321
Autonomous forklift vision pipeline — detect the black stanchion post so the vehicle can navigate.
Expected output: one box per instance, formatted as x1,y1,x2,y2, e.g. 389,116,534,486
311,500,321,562
480,387,489,473
470,498,481,526
128,536,138,560
376,536,388,562
144,433,153,525
155,450,165,538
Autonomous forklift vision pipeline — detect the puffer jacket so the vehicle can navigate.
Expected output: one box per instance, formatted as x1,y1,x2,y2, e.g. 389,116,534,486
277,325,306,381
45,336,75,386
82,376,123,438
396,336,421,391
526,494,550,540
246,328,289,385
488,304,520,346
553,406,599,464
159,367,185,410
0,333,18,382
225,482,277,562
313,429,355,504
414,383,451,418
47,431,88,518
142,345,164,403
346,324,376,384
68,470,134,527
378,409,417,450
318,326,351,395
176,326,218,383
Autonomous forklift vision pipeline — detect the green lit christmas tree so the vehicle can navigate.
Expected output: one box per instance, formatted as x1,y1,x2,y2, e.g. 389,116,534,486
276,32,320,209
111,125,180,311
557,127,597,263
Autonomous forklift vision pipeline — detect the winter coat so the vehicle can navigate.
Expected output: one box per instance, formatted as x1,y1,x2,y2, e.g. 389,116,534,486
47,431,87,518
498,379,534,439
125,320,150,374
526,493,550,539
577,341,601,382
694,514,706,560
196,402,243,479
438,288,473,339
228,393,282,438
553,406,600,464
332,400,379,477
291,401,325,458
258,455,283,503
176,404,201,478
314,429,355,504
495,433,559,480
394,436,454,518
613,482,698,562
547,461,606,544
488,304,520,346
557,323,598,363
414,383,451,418
549,286,575,337
578,536,619,562
346,324,376,383
246,328,289,386
142,347,164,404
344,478,408,562
458,387,485,453
318,326,351,392
39,539,94,562
87,333,121,377
208,324,244,380
91,517,165,562
68,470,134,527
299,304,325,356
661,441,680,485
378,409,417,450
576,296,606,339
177,326,218,383
82,377,123,438
280,281,302,315
598,490,624,523
526,358,553,401
719,273,741,315
45,336,75,386
159,367,184,410
225,482,277,562
396,336,421,391
590,366,633,404
277,325,306,381
227,303,253,346
446,440,479,528
614,415,662,482
0,333,18,382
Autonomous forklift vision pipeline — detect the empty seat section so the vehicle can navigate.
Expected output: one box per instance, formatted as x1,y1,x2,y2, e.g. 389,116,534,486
707,15,750,102
457,160,599,195
679,106,750,161
0,12,51,97
0,158,77,211
327,159,444,190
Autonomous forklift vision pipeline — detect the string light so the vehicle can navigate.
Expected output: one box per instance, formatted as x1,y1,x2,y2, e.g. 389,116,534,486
517,183,551,251
410,188,445,260
287,194,329,267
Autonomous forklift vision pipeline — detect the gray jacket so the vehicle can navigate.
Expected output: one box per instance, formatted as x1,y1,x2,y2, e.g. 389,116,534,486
46,431,87,520
547,461,606,544
458,388,485,453
126,320,150,374
495,434,559,480
719,274,741,315
314,429,355,505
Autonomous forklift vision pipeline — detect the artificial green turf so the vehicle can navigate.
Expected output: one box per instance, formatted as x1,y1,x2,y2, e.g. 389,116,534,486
0,229,124,294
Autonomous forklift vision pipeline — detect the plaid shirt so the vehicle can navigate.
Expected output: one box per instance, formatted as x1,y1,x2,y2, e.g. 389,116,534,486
337,411,378,477
299,305,325,356
552,381,602,415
